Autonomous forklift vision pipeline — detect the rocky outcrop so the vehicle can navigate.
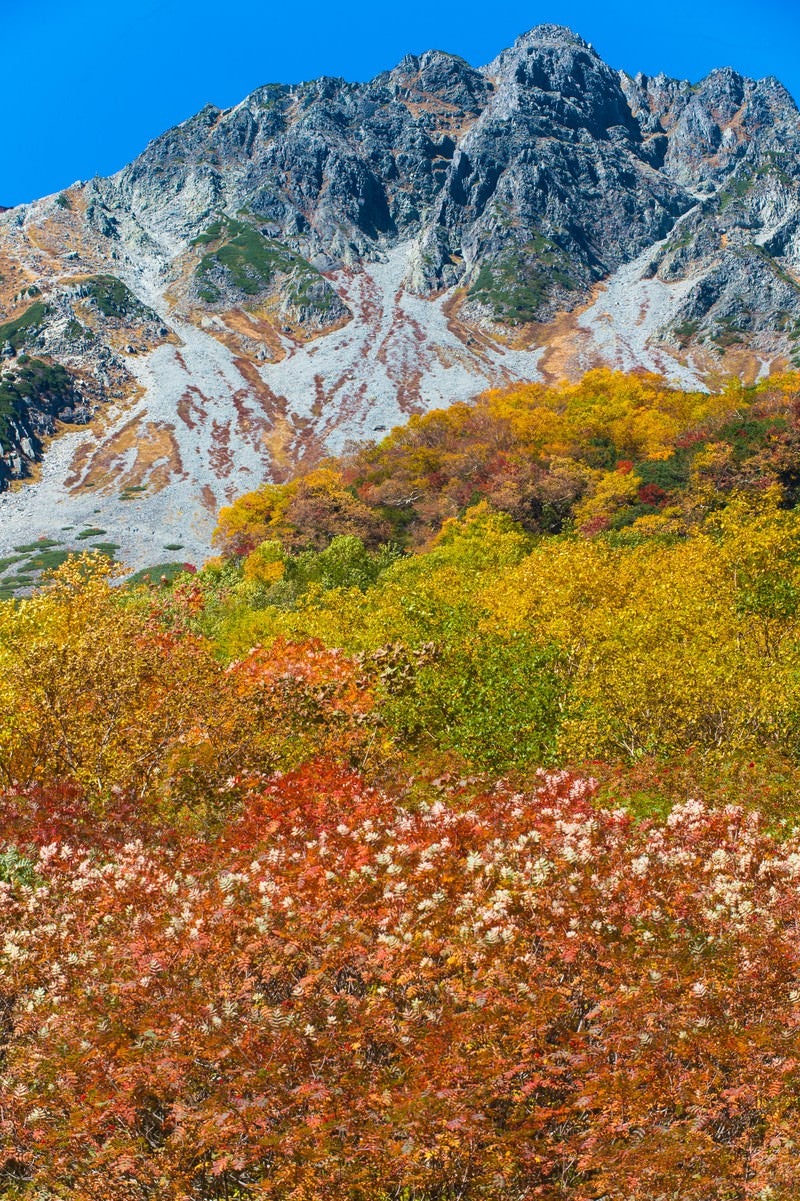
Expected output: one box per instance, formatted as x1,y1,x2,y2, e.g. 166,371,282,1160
4,24,799,347
0,22,798,532
72,23,800,347
0,357,91,488
412,27,692,318
617,67,800,359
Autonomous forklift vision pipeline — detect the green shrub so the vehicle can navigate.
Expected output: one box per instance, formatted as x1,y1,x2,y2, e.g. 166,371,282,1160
0,301,50,352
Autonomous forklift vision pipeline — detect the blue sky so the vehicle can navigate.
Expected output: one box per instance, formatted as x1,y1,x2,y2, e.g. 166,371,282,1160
2,0,797,206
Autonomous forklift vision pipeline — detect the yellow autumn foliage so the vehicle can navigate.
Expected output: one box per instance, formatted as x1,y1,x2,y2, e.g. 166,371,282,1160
0,555,372,806
482,368,730,461
242,539,286,584
572,467,642,529
485,491,800,759
210,487,800,766
0,555,223,800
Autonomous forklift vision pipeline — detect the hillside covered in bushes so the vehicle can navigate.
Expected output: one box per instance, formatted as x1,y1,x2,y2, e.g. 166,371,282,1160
2,370,800,1197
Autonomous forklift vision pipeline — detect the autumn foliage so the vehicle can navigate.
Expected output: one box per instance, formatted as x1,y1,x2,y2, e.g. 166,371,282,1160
215,467,391,557
0,558,372,808
2,766,800,1199
5,370,800,1196
213,370,800,550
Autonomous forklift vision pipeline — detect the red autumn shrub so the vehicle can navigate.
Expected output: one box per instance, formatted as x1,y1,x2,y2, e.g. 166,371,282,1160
637,482,667,507
1,767,800,1198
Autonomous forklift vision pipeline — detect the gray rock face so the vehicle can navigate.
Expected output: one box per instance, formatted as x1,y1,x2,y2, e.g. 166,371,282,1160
107,54,491,262
0,358,90,489
87,22,799,341
622,68,799,184
415,27,691,316
1,22,800,499
621,65,800,358
103,26,692,300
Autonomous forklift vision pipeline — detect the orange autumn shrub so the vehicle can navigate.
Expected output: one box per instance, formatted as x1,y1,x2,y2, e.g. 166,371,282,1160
0,559,372,807
1,766,800,1198
213,371,800,552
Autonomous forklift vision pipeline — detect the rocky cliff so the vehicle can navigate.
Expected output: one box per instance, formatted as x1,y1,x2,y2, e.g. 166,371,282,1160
0,24,798,569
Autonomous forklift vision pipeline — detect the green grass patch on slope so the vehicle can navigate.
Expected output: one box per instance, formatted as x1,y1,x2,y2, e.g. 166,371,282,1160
193,215,323,304
0,301,50,352
127,561,193,587
468,235,575,324
13,538,61,554
0,537,121,598
79,275,154,320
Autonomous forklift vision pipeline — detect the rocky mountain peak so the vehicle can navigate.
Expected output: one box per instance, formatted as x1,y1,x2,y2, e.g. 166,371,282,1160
482,23,637,141
0,26,799,577
622,64,800,188
758,75,799,108
490,23,591,60
385,49,491,115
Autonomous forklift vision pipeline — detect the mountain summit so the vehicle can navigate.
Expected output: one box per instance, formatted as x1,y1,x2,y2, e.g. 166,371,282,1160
0,25,799,568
